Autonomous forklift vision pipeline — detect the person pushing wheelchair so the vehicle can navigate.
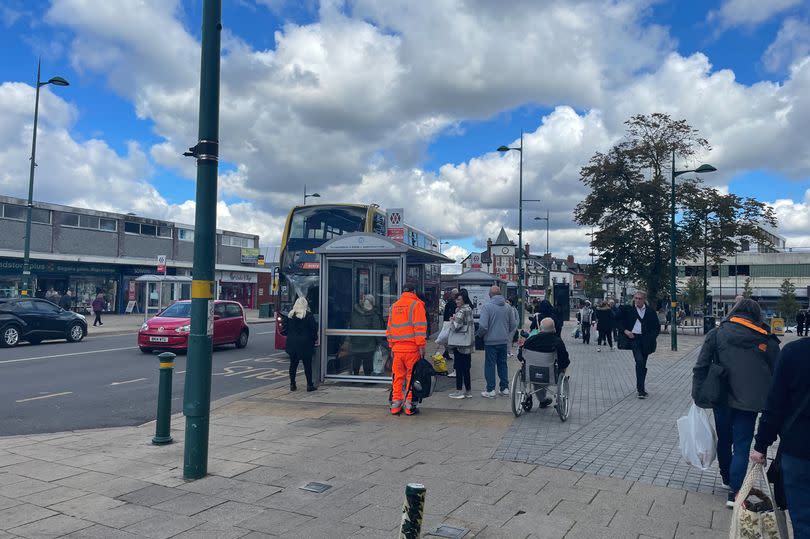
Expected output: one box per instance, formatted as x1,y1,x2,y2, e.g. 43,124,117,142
518,317,571,407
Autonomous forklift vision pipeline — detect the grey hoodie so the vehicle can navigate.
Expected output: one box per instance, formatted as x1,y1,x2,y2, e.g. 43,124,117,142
476,295,517,345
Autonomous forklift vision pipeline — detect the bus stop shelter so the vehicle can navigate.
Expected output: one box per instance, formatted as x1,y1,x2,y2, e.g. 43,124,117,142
455,270,505,318
315,233,451,384
135,275,192,320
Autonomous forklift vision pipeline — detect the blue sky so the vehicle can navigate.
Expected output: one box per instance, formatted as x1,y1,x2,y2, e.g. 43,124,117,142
1,0,809,262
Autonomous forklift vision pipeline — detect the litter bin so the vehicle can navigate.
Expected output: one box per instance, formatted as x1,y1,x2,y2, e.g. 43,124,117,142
703,316,716,334
259,303,273,319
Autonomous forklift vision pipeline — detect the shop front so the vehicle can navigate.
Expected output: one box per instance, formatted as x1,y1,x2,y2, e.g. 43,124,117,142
218,270,257,309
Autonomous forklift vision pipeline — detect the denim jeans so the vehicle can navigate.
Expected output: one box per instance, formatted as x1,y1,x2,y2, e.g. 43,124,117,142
782,453,810,539
484,344,508,392
713,406,757,493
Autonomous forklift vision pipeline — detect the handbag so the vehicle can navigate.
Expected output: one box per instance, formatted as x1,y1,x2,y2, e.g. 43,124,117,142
729,463,781,539
448,312,473,347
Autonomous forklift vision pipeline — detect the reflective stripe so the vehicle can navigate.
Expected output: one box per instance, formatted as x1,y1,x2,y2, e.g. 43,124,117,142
389,322,413,329
408,301,416,322
389,334,421,340
412,322,427,327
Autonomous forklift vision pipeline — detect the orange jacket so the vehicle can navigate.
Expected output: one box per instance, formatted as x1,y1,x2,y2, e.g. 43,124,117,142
386,292,427,352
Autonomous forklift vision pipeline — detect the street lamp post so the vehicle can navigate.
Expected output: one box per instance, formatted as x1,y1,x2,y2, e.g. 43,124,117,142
498,135,542,328
670,150,717,351
303,185,320,205
534,210,550,255
21,60,69,297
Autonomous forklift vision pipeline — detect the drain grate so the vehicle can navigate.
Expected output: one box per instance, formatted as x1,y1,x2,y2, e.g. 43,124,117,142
430,525,469,538
299,482,332,493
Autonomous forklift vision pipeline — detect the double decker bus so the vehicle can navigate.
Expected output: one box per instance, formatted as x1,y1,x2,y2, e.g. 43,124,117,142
273,204,442,349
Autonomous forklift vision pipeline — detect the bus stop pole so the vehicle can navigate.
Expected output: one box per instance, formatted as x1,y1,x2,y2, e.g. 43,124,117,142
182,0,221,480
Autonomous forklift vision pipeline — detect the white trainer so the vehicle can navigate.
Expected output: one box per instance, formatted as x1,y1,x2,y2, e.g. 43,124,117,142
481,390,496,398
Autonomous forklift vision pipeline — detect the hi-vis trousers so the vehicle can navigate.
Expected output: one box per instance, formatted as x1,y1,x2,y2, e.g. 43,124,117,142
390,350,421,412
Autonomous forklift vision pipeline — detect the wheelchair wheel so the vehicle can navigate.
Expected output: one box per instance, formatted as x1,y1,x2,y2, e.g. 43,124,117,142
555,374,570,422
510,368,527,418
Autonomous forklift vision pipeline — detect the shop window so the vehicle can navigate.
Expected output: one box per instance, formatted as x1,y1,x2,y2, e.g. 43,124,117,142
124,221,140,234
178,228,194,242
2,204,25,220
158,226,172,238
222,235,254,248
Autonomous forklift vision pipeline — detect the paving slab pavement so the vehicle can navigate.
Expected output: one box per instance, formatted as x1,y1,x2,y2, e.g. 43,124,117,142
3,324,796,537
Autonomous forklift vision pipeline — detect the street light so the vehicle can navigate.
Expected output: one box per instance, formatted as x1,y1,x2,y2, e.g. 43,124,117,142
21,59,69,297
534,211,550,255
499,133,541,328
303,184,320,205
670,151,717,351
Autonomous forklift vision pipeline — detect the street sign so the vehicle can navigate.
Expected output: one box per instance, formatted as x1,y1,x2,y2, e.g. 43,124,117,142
386,208,405,242
157,255,167,275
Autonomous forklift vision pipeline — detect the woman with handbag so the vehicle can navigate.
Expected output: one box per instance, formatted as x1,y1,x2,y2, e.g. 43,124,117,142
448,289,474,399
285,297,318,392
691,298,779,507
751,336,810,538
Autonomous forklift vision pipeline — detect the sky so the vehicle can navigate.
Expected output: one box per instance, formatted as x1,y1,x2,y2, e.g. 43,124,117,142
1,0,809,270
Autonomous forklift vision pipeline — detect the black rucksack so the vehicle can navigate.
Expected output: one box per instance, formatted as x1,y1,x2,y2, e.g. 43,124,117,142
409,358,436,402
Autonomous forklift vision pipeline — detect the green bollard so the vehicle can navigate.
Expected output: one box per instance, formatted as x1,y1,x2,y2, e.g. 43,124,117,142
399,483,426,538
152,352,175,445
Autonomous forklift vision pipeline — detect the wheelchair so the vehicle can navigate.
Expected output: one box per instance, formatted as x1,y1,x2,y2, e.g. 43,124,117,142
510,348,570,421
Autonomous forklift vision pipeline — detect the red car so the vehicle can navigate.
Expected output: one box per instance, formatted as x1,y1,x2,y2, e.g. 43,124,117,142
138,300,249,353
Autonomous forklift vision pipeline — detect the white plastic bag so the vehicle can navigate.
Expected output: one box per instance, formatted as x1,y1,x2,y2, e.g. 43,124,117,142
372,346,385,375
676,402,717,470
435,321,451,346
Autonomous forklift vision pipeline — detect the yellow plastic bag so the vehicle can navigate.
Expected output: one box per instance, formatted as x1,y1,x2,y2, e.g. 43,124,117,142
431,352,448,374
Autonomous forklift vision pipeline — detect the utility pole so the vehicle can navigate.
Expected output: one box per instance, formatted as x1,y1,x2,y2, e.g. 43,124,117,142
182,0,221,480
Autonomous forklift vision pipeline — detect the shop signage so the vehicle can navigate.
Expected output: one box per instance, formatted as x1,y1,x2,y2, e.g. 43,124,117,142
157,255,167,275
257,255,265,266
128,280,136,301
471,253,481,269
386,208,404,242
0,258,118,276
221,271,258,283
241,248,260,264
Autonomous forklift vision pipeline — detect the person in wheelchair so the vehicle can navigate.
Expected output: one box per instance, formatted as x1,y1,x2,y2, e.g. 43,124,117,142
518,317,571,407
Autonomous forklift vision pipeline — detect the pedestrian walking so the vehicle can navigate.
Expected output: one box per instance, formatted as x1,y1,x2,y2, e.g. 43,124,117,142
796,308,806,337
386,284,427,416
595,300,614,351
59,290,73,311
610,299,620,342
577,301,593,344
443,289,458,376
91,293,106,326
448,289,474,399
692,298,779,507
285,297,318,392
621,290,660,399
750,336,810,537
519,317,571,408
476,285,517,398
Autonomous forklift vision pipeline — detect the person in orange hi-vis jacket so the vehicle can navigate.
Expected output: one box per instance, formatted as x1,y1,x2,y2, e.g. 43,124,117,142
387,284,427,416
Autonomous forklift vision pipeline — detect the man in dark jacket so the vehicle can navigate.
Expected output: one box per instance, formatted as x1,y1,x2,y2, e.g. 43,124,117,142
520,317,570,407
796,308,806,337
692,298,779,506
751,337,810,536
442,289,458,363
531,299,562,336
621,290,659,399
59,290,73,311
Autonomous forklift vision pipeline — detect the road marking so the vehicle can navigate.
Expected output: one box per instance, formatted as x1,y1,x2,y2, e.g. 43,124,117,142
0,347,138,365
16,391,73,403
110,378,147,386
176,370,186,374
229,352,286,365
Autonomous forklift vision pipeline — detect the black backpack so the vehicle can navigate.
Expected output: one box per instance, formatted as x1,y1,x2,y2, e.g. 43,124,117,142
409,358,436,402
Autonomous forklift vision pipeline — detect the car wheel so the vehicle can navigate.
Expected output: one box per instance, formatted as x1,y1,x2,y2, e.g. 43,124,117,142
1,324,21,348
66,322,85,343
235,330,248,349
139,347,153,354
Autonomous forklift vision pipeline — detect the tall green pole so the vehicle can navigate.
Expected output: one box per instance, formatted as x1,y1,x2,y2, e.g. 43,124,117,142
183,0,221,480
21,61,43,298
517,132,524,328
669,150,678,351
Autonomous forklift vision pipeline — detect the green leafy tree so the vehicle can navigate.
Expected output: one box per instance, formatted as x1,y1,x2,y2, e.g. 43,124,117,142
742,277,754,298
682,276,702,312
574,113,777,306
776,278,799,323
583,264,605,301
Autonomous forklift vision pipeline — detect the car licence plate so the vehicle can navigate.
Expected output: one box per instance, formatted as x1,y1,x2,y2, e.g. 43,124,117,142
150,336,169,343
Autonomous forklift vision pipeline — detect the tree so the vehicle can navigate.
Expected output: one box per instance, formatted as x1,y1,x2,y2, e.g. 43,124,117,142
583,264,605,301
776,278,799,323
574,113,777,306
742,277,754,298
682,276,702,312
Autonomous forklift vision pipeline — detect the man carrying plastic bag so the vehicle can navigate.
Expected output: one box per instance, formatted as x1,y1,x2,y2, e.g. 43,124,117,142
677,402,717,471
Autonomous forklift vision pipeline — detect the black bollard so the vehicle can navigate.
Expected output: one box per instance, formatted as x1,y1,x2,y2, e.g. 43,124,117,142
152,352,175,445
399,483,426,538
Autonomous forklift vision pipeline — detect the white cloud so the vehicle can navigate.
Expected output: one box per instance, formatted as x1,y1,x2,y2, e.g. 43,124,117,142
707,0,801,28
763,17,810,73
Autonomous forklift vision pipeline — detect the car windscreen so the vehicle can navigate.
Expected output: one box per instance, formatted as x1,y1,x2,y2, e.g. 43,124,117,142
159,303,192,318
